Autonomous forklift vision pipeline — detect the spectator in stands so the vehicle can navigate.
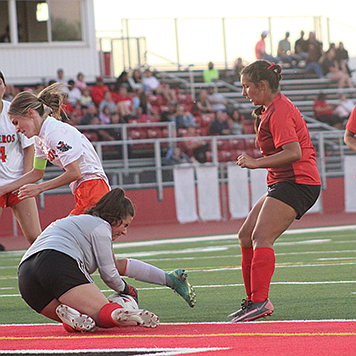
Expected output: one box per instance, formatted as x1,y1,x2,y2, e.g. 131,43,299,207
195,89,213,114
137,90,158,121
321,47,354,89
232,57,245,82
56,68,66,84
180,125,209,163
203,61,219,83
165,146,192,165
67,79,82,107
114,70,134,93
99,105,112,125
209,110,232,135
228,108,245,135
305,32,323,78
90,76,109,106
114,86,137,122
60,94,75,121
142,69,177,103
334,94,355,122
175,105,196,130
255,31,278,63
80,88,94,108
313,92,344,129
128,69,144,92
161,101,178,122
206,86,228,112
294,30,309,60
99,91,116,115
336,42,352,77
81,103,100,125
74,72,87,92
277,32,299,68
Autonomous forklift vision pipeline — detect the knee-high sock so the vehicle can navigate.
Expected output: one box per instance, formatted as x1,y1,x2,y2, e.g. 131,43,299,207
98,303,123,328
241,246,254,300
124,259,167,286
250,247,275,303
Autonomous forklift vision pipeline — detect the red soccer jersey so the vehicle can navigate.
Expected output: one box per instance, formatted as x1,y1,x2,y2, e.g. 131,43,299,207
258,93,321,186
346,106,356,133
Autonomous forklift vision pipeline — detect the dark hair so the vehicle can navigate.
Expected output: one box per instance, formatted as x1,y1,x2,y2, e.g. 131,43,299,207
0,71,6,85
241,59,282,92
85,188,135,226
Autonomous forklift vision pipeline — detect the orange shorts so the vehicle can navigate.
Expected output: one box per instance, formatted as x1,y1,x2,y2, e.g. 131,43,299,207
0,192,21,208
70,179,110,215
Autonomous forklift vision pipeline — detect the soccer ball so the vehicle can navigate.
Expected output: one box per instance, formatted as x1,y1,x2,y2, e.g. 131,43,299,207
107,293,139,310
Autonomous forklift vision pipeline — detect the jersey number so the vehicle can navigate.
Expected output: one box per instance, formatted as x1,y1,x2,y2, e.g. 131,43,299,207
0,146,6,162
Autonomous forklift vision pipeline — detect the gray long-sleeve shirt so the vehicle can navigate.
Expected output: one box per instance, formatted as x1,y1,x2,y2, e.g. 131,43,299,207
20,215,125,293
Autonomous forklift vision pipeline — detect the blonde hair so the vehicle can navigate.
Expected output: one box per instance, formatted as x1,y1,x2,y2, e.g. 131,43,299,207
8,82,66,120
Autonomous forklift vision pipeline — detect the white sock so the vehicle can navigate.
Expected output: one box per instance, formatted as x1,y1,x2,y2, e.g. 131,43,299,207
124,259,167,286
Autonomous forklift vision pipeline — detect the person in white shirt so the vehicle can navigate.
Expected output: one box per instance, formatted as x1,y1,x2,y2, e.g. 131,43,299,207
18,188,196,332
0,82,110,215
0,71,41,245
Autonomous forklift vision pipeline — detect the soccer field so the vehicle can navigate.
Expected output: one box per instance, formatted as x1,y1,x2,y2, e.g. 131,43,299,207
1,225,356,326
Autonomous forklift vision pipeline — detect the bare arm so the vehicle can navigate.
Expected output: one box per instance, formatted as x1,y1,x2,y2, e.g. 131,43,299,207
344,129,356,152
22,145,35,174
237,141,302,169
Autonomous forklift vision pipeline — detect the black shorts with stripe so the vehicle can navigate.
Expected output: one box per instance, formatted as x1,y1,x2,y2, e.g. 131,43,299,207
18,249,93,313
267,181,321,220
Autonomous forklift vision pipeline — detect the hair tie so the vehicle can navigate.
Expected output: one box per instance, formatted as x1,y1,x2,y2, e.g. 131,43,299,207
267,63,275,70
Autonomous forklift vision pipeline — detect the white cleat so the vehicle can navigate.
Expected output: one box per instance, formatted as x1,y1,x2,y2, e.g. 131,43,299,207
56,304,96,332
111,308,160,328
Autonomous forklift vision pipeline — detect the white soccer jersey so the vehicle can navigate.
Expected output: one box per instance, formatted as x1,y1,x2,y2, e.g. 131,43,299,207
34,116,109,193
0,100,34,185
20,214,126,293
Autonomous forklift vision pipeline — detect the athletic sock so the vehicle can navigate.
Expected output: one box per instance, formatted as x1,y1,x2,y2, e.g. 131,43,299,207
124,258,166,286
241,246,254,300
250,247,275,303
98,303,123,327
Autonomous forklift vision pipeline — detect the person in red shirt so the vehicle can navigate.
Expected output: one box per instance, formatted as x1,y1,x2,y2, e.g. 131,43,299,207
229,60,321,323
344,105,356,151
90,76,109,106
313,92,343,129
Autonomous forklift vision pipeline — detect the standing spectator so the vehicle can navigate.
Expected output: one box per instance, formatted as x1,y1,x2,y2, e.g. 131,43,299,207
229,60,321,322
209,110,231,135
305,32,323,78
255,31,278,63
203,61,219,83
313,92,343,129
206,86,228,112
90,76,109,106
74,72,87,92
277,31,299,68
67,79,82,107
294,30,309,60
335,42,352,77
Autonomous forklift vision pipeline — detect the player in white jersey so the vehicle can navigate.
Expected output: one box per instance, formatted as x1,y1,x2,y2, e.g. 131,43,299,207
0,82,110,215
18,188,195,332
0,71,41,245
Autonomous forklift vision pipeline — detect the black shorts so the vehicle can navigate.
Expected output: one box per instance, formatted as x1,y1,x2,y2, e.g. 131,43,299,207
267,181,321,220
18,249,93,313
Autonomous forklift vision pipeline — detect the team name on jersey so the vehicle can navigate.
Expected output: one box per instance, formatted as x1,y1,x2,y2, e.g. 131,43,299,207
0,134,16,143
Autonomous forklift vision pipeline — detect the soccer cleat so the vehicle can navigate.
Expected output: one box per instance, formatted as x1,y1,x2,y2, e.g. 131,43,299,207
56,304,96,332
227,298,250,319
111,308,160,328
168,269,196,307
231,298,274,322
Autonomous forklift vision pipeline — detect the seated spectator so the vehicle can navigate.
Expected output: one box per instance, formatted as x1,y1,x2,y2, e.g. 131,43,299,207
115,86,137,122
209,110,232,135
91,76,109,106
75,72,87,92
321,47,354,89
206,86,228,112
161,101,178,122
60,94,75,121
232,57,245,82
107,112,123,141
175,105,196,130
67,79,82,107
99,91,116,115
137,90,158,121
228,108,245,135
294,30,309,61
80,103,100,125
114,70,134,93
165,147,192,165
277,31,300,68
180,126,209,163
313,92,344,129
99,105,112,124
305,32,323,78
195,89,213,114
142,68,177,102
334,94,355,121
80,87,94,108
128,68,144,91
203,61,219,83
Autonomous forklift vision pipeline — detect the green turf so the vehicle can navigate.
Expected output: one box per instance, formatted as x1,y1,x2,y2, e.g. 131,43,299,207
1,226,356,325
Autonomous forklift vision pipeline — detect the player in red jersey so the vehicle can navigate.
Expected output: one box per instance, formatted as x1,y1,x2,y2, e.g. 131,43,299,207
229,60,321,322
344,105,356,151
